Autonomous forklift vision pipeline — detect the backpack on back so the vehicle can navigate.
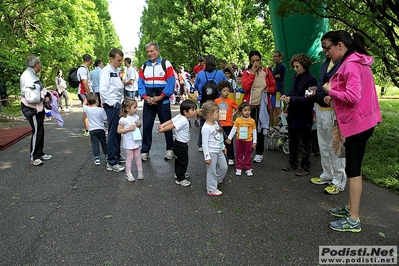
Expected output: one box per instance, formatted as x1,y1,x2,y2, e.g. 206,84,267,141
68,66,83,88
200,71,218,104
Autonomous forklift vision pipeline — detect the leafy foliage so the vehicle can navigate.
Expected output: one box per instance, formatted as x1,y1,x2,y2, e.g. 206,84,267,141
269,0,399,93
0,0,120,94
137,0,274,71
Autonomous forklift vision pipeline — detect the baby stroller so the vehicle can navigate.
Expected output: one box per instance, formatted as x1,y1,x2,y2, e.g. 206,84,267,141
266,113,289,155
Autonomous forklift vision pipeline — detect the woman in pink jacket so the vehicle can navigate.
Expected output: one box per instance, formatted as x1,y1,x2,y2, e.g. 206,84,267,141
322,30,382,232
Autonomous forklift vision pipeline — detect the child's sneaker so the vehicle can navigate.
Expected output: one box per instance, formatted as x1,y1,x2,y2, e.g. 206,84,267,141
137,171,144,180
245,169,253,176
329,216,361,233
235,169,242,176
228,159,234,166
329,205,350,217
125,173,135,182
175,179,191,187
94,158,100,165
207,189,223,196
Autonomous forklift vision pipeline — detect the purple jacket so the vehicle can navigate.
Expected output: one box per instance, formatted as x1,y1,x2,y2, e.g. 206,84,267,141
329,52,382,138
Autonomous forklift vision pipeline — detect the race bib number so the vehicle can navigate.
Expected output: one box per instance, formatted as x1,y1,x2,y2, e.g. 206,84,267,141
239,126,248,139
219,109,227,120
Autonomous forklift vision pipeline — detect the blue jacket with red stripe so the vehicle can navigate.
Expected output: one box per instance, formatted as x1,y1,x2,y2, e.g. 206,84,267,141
138,57,175,104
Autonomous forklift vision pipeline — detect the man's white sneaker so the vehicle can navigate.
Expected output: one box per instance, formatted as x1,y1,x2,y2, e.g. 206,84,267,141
245,169,254,176
141,153,149,161
228,159,234,166
174,173,190,179
235,169,242,176
106,163,125,172
175,179,191,187
198,147,203,152
41,154,53,160
164,150,174,160
125,173,135,182
253,154,263,163
31,159,43,166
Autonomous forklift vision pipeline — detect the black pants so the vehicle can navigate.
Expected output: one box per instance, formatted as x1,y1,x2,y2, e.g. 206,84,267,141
22,103,45,161
174,140,188,181
250,106,265,155
222,126,234,160
141,102,173,153
288,126,312,171
89,129,107,159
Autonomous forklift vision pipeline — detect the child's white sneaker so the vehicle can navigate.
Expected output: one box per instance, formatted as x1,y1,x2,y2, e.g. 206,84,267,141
137,171,144,180
245,169,253,176
125,173,135,182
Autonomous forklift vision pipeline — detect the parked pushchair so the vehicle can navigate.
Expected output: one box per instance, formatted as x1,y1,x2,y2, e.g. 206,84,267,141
266,113,289,155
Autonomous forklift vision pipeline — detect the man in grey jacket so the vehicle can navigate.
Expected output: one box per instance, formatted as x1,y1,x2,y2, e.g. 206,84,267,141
20,56,52,166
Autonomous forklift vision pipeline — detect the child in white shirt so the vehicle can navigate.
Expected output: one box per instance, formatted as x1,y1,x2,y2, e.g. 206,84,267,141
83,93,108,165
117,98,142,182
158,100,197,187
201,101,228,196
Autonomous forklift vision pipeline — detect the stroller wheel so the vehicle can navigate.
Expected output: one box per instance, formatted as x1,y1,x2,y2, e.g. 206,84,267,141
283,141,290,155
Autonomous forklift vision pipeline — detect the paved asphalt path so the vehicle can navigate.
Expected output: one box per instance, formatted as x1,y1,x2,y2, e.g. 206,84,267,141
0,99,398,265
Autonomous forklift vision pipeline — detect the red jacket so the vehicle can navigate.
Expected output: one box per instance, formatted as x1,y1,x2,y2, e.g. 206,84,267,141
242,68,276,104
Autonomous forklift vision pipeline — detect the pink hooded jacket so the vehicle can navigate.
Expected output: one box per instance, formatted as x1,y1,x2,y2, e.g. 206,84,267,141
329,52,382,138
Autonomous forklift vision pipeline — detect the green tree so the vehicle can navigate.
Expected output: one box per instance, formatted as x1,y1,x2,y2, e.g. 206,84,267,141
268,0,399,93
138,0,274,71
0,0,120,94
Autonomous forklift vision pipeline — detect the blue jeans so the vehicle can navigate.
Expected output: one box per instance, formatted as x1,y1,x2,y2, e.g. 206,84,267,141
103,103,121,165
124,90,138,98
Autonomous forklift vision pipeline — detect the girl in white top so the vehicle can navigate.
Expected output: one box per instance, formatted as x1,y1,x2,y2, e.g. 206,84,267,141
201,102,228,196
117,98,143,182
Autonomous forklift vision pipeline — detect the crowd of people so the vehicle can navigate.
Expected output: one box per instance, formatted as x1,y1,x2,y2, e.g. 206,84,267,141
19,30,381,232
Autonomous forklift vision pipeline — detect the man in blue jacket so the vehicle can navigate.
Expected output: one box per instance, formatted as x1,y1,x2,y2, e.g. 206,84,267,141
138,42,175,161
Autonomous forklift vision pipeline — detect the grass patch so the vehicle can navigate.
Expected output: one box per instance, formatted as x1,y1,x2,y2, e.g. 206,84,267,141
0,98,22,117
362,100,399,191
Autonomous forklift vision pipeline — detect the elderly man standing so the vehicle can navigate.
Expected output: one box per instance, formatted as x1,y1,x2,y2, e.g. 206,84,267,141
20,56,52,166
100,48,125,172
138,42,175,161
